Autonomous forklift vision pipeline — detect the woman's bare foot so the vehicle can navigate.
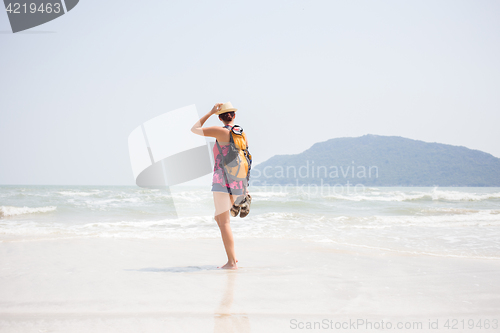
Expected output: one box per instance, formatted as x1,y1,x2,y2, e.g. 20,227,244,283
218,261,238,269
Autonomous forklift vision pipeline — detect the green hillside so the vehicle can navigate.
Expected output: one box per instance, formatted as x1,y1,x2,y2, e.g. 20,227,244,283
250,135,500,186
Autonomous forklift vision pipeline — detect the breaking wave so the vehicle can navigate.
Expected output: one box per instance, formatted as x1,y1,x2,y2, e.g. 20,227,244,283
322,188,500,202
0,206,57,218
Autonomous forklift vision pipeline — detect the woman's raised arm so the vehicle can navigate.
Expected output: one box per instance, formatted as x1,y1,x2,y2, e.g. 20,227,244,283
191,103,223,137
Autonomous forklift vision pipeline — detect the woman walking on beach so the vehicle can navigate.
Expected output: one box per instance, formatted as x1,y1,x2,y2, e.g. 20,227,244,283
191,102,250,270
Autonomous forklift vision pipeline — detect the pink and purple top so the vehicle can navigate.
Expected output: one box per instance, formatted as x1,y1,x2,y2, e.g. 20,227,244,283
212,143,245,190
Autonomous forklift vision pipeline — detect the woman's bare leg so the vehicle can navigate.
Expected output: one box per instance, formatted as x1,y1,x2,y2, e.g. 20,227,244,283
215,212,237,269
213,192,240,269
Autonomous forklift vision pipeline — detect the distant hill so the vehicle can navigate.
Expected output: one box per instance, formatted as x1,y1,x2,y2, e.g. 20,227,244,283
250,135,500,187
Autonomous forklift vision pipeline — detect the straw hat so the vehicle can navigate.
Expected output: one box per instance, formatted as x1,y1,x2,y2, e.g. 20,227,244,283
216,101,238,115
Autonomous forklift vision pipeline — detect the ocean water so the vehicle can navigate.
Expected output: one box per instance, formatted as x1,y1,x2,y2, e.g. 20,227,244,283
1,185,499,259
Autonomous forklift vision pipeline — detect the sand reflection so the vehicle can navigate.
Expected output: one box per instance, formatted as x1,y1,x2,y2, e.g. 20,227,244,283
214,271,250,333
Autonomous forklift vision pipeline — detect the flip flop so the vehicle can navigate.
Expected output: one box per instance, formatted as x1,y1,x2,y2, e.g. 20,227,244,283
230,195,246,217
230,204,240,217
239,194,252,218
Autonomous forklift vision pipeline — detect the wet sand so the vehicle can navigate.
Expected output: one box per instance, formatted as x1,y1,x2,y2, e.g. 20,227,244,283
0,237,499,332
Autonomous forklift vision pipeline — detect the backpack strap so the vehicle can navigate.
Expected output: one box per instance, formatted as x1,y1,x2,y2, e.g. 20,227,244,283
216,124,235,195
215,140,233,196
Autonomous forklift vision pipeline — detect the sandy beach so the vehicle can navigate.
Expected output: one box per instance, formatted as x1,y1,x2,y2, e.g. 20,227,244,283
1,237,499,332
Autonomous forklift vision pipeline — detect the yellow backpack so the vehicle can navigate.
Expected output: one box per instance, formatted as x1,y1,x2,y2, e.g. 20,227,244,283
216,125,252,186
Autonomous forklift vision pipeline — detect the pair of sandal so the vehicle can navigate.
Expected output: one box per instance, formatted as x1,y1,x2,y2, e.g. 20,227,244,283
230,194,252,218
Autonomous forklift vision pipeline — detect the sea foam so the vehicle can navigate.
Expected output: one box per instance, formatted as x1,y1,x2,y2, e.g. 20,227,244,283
0,206,57,218
322,188,500,202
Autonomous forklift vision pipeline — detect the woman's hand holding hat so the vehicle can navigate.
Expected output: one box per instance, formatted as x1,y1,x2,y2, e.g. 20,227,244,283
210,103,223,115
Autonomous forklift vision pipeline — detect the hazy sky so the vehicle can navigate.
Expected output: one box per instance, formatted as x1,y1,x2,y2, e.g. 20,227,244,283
1,0,499,185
